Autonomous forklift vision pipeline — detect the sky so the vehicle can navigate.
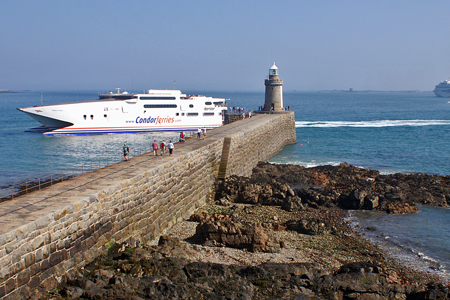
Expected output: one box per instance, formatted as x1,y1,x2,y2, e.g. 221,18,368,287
1,1,449,92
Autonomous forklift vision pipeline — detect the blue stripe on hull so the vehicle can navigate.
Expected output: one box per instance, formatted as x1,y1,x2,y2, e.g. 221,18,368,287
43,126,221,136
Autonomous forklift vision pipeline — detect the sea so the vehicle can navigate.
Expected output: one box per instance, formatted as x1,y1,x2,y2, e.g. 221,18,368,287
1,90,450,282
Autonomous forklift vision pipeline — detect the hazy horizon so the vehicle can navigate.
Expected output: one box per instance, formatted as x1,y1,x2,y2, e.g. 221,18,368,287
1,1,448,92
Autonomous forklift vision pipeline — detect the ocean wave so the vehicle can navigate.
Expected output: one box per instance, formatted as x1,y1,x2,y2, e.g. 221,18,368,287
268,160,342,168
295,120,450,128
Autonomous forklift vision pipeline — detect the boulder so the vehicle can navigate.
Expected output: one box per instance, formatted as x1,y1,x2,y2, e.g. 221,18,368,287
281,195,305,212
285,219,328,236
194,219,272,253
386,202,418,214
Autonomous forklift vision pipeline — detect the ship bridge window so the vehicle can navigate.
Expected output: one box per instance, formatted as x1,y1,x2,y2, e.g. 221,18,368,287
189,104,194,108
187,112,198,116
205,102,212,105
83,115,86,120
143,104,177,108
90,115,94,120
203,112,214,116
140,96,176,100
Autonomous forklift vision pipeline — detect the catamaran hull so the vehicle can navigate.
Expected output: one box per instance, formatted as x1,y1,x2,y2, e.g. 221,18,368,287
18,90,227,136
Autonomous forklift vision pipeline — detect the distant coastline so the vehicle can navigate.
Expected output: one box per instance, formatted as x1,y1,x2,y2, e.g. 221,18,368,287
318,89,432,93
0,89,18,93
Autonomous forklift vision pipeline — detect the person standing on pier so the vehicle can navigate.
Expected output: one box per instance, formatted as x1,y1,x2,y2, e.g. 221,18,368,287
180,131,185,143
123,143,129,161
152,140,159,156
168,140,174,156
203,127,207,139
197,128,202,138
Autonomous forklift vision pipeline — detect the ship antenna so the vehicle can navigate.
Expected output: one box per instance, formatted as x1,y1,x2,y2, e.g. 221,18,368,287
174,80,176,90
40,90,43,105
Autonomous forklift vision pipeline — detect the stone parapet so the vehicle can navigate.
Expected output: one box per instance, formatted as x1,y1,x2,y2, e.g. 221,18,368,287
0,112,296,299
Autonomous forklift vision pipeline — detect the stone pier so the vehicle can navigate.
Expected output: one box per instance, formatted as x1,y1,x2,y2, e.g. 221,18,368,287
0,112,296,299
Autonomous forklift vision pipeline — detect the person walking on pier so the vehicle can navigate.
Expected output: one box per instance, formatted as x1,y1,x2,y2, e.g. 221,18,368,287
123,143,130,161
203,127,207,139
152,140,159,156
160,140,166,156
197,128,202,139
168,140,174,156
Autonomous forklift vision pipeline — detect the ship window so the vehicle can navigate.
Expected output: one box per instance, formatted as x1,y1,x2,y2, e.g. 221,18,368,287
189,104,194,108
203,112,214,116
205,102,212,105
143,104,177,108
90,115,94,120
83,115,86,120
187,112,198,116
176,113,179,116
181,113,185,116
104,114,107,118
139,96,176,100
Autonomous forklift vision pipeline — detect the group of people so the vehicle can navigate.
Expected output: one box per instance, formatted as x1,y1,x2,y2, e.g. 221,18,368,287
197,127,207,139
230,107,246,113
123,131,188,161
242,110,252,119
152,139,174,156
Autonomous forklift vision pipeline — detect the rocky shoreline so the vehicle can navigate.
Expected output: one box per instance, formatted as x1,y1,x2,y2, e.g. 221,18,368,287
36,162,450,299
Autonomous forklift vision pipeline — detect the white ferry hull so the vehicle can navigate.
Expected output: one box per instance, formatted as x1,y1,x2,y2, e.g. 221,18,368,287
18,90,227,136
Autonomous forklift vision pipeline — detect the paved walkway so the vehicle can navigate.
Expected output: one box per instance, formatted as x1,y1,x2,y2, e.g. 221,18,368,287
0,114,279,236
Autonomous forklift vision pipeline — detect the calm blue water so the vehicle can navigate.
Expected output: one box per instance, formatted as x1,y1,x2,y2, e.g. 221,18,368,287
1,90,450,281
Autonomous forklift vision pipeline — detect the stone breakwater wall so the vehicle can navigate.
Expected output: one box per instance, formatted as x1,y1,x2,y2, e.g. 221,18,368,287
0,112,296,299
225,112,296,177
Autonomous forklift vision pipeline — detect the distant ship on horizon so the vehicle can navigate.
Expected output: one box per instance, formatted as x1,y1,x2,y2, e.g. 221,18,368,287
433,79,450,97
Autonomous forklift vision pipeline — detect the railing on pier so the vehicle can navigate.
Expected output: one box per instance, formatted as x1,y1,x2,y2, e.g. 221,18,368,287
0,131,197,202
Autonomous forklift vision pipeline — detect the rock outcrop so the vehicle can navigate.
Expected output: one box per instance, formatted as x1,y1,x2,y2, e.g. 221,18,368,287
44,238,448,300
216,162,450,214
36,162,450,299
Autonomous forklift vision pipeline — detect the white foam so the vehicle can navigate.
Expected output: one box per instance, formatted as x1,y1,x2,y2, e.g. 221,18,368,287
295,120,450,128
268,160,342,168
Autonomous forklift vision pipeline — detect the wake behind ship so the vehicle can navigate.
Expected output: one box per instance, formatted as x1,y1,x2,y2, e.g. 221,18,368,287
18,89,227,135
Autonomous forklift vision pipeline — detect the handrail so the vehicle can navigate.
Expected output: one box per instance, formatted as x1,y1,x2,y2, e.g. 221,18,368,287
0,131,197,202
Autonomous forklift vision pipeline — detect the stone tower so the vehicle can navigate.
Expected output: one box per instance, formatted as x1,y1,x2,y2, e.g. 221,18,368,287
264,62,284,111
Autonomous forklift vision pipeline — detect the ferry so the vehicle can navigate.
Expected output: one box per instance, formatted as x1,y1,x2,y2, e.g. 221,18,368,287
433,79,450,97
18,89,227,136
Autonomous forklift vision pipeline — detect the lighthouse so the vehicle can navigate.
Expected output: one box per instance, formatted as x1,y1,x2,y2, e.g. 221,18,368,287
264,62,284,112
